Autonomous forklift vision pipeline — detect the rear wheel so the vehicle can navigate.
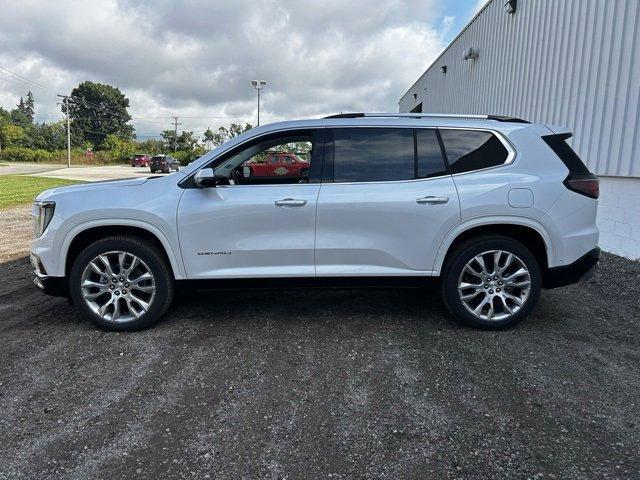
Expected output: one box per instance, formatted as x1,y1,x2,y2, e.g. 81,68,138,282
69,236,174,331
441,235,541,329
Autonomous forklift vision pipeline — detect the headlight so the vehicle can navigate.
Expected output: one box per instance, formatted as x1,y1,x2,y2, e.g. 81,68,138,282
33,201,56,238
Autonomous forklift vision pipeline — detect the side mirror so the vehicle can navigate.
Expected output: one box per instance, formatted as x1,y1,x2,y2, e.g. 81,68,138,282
193,168,220,188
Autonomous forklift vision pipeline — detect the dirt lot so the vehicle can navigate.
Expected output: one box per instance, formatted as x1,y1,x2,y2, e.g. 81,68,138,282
0,205,31,262
1,206,639,479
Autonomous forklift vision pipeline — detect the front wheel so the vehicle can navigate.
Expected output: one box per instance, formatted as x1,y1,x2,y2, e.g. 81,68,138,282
441,235,541,329
69,236,174,331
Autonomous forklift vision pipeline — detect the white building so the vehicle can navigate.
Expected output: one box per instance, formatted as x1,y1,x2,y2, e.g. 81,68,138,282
400,0,640,260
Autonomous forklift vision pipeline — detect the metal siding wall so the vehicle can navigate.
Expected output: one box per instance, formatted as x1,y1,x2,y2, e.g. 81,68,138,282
399,0,640,177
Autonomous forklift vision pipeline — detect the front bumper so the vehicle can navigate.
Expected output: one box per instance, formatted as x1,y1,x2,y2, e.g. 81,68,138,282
543,247,600,289
31,253,68,297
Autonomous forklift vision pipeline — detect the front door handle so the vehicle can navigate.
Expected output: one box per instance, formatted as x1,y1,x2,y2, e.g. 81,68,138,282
416,196,449,204
275,198,307,207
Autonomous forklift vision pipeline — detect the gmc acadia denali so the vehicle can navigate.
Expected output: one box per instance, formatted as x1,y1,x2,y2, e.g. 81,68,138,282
30,113,600,331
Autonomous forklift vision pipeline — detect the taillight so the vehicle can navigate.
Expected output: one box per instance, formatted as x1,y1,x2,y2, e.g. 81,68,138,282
564,175,599,199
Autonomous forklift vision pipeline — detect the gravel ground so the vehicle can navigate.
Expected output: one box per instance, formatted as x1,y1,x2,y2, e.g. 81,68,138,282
0,205,32,262
0,210,639,478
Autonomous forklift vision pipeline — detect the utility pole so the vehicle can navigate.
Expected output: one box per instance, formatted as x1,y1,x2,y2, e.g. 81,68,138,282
172,116,182,152
58,94,71,168
251,80,267,126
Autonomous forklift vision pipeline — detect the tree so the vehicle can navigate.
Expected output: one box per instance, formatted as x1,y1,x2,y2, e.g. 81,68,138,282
136,138,163,155
10,91,35,128
202,127,215,149
160,130,198,151
136,138,164,155
30,121,67,150
0,124,26,148
229,122,252,138
63,81,134,148
160,129,177,150
210,122,253,147
103,134,136,161
0,106,9,123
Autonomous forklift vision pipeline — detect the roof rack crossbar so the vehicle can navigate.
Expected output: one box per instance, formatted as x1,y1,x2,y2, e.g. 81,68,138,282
323,112,529,123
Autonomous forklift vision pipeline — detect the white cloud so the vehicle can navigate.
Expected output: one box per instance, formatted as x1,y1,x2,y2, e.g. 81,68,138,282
0,0,452,137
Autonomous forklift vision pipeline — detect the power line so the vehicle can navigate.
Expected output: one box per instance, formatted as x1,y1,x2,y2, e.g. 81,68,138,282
0,72,57,95
0,66,58,94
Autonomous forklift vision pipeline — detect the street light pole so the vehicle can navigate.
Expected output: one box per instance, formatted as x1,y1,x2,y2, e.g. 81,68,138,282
251,80,267,126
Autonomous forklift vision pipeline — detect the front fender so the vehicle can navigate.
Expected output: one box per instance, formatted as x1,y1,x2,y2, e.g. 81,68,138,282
59,218,186,279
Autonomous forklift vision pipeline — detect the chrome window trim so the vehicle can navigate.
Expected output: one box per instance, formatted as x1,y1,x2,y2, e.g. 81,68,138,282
187,124,518,187
326,125,516,186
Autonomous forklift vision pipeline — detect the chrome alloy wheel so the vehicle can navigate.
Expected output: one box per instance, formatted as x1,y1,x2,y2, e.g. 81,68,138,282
80,251,156,323
457,250,531,322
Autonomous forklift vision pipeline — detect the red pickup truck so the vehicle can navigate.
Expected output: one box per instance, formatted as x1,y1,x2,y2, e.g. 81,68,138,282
242,152,309,179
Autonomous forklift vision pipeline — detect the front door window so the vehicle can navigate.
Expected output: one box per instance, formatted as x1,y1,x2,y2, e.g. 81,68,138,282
213,130,317,185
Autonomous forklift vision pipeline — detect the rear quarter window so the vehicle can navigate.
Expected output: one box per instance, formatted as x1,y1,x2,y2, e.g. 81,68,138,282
541,133,591,175
439,129,510,174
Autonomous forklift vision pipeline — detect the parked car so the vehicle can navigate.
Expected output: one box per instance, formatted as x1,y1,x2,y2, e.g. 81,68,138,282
242,151,309,180
150,154,180,173
31,113,599,331
131,153,151,167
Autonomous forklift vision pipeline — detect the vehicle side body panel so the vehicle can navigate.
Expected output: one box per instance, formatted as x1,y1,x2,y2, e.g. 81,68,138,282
315,176,460,276
177,183,320,278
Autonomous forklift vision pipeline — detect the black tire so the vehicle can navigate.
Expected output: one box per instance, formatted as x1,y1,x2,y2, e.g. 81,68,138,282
441,235,541,330
150,169,155,173
69,235,174,331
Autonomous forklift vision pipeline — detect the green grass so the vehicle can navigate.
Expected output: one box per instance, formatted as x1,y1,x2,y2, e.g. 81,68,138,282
0,175,82,209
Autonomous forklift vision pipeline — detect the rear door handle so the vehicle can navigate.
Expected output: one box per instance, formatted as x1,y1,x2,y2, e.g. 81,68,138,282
275,198,307,207
416,196,449,204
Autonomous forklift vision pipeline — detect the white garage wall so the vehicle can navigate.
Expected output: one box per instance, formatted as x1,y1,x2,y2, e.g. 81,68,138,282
400,0,640,259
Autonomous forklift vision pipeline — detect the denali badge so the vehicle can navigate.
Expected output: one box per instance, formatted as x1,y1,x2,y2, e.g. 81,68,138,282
197,251,231,256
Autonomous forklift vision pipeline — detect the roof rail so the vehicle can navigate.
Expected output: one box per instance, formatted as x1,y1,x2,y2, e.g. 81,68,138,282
324,113,365,118
323,112,529,123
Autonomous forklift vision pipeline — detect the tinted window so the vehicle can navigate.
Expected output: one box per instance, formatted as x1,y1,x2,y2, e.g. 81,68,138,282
333,128,414,182
542,133,591,175
416,129,447,178
439,130,509,174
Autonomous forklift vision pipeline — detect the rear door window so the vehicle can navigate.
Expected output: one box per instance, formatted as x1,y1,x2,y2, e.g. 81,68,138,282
332,128,415,182
416,128,448,178
439,129,509,174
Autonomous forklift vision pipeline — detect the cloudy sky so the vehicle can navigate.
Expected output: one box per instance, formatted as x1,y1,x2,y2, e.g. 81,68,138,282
0,0,485,139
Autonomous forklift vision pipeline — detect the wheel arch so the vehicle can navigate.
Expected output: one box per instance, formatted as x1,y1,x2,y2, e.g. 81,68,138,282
62,221,185,280
434,218,554,278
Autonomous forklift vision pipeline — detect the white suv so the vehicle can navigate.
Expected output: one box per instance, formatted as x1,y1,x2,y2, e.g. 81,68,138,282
31,113,600,331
